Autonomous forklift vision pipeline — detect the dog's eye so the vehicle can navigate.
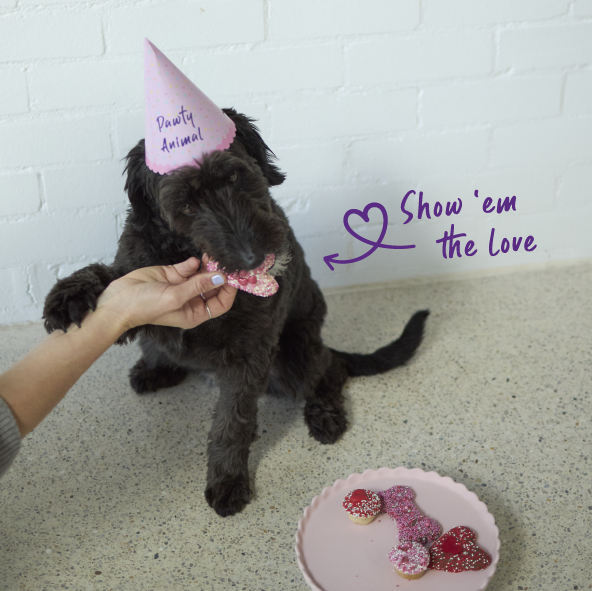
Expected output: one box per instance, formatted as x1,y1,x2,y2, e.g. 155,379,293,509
228,172,238,183
181,204,196,216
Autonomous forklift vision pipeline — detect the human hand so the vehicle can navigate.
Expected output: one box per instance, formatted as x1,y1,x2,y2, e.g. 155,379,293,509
96,257,237,332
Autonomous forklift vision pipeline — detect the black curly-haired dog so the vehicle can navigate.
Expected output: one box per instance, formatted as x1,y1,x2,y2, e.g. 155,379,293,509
43,109,429,517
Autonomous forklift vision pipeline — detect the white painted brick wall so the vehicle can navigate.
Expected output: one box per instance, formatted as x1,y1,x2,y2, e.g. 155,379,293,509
423,0,570,26
29,61,141,110
348,31,493,85
0,173,40,216
499,24,592,70
564,71,592,114
1,117,112,168
269,0,420,39
0,69,28,115
421,76,562,127
574,0,592,16
0,269,18,310
282,182,413,238
492,118,592,165
0,0,591,324
272,90,417,142
183,44,345,96
0,213,118,263
273,143,346,187
27,264,57,309
115,110,145,159
416,165,557,216
43,163,127,210
560,162,592,206
107,1,265,54
350,130,489,180
0,13,103,61
19,0,82,4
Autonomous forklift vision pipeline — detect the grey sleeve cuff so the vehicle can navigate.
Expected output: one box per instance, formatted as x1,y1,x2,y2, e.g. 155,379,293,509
0,395,22,479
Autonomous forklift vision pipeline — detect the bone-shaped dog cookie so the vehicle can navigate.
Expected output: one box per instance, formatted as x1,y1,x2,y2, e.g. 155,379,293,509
378,485,441,545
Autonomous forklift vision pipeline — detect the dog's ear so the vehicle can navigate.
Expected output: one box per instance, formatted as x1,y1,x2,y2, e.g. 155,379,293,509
123,140,156,229
223,108,286,186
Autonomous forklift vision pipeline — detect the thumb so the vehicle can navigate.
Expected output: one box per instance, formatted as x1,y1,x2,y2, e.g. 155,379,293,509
171,256,201,279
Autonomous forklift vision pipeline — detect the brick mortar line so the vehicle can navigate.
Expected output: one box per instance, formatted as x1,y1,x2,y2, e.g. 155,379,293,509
1,69,586,112
8,22,592,67
0,204,128,224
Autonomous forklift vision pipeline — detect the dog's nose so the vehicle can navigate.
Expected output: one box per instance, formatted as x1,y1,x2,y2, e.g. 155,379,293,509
240,248,264,270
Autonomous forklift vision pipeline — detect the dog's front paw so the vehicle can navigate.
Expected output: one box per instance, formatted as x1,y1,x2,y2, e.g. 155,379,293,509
43,264,115,333
304,401,348,445
44,284,100,333
205,474,251,517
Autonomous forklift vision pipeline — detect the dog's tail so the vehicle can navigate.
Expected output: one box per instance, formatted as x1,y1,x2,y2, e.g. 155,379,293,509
330,310,429,377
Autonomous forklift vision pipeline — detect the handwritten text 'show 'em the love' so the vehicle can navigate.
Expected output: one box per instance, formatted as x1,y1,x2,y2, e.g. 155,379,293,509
324,189,537,269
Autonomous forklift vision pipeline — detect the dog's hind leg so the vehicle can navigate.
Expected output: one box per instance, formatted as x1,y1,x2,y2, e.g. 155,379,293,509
129,335,188,394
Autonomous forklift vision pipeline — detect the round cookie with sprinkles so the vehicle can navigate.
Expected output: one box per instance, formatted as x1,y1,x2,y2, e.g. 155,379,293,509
389,541,430,580
342,489,381,524
429,525,492,572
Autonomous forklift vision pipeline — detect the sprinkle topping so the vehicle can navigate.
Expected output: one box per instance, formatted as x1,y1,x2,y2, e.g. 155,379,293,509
429,526,492,572
389,542,430,576
343,489,381,518
378,485,441,544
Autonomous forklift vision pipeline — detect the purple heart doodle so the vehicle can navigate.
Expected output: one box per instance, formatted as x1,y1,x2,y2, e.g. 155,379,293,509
344,202,390,250
324,202,415,270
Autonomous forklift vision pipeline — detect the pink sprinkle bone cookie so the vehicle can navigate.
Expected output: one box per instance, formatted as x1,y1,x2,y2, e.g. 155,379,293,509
378,485,441,544
342,489,382,525
388,541,430,580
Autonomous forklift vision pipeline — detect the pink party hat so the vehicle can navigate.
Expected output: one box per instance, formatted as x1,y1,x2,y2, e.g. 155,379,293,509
144,38,236,174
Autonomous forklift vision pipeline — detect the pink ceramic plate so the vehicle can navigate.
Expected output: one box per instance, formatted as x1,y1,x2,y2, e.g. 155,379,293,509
295,467,499,591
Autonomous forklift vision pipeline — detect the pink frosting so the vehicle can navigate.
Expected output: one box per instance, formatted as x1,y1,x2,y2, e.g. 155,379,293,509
389,542,429,576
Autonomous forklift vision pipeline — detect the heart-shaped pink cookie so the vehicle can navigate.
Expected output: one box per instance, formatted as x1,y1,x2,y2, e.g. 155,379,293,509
429,526,492,572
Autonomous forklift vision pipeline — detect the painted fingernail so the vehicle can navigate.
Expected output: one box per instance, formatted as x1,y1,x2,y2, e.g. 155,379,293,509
212,274,224,285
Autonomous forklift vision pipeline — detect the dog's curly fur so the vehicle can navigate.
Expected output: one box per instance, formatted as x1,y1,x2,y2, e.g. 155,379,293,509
43,109,429,517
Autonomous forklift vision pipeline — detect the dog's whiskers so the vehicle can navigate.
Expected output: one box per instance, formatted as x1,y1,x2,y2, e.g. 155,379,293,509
268,249,291,277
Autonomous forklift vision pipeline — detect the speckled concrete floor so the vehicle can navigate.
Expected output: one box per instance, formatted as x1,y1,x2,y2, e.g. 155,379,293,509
0,262,590,591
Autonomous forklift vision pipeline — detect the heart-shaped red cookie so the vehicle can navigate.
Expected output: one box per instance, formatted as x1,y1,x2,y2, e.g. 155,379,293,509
429,526,492,572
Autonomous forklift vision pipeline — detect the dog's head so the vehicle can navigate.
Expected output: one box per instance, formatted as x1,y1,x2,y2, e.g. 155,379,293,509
124,109,290,274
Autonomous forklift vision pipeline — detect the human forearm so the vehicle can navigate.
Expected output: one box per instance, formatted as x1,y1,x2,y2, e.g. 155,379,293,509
0,258,234,440
0,307,125,437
